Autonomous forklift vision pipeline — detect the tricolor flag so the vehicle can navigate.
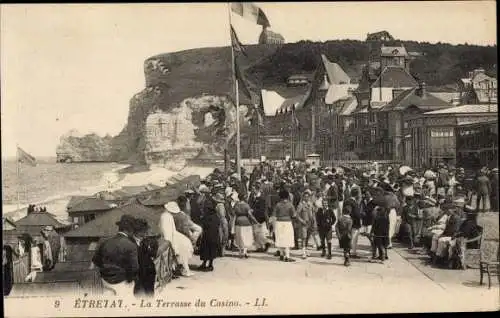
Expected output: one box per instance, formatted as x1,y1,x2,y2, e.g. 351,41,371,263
17,146,37,166
234,55,253,100
231,2,270,28
230,24,247,57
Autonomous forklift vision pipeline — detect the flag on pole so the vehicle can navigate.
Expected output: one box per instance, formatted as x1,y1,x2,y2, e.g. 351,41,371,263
17,146,37,166
234,55,253,100
231,2,270,27
230,24,247,57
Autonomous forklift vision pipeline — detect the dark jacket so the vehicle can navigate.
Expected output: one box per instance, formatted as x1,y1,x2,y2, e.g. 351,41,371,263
249,194,267,224
442,214,462,237
199,207,221,261
316,206,336,230
337,215,353,239
326,183,339,208
92,233,139,284
456,219,481,249
343,197,362,229
135,236,158,296
361,199,376,226
491,173,499,198
372,208,390,237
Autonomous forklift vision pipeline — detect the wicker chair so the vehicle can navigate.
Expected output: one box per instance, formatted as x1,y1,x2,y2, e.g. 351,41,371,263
459,226,483,269
479,244,499,288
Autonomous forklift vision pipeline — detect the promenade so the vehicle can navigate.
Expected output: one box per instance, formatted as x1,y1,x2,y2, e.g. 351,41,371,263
156,234,499,315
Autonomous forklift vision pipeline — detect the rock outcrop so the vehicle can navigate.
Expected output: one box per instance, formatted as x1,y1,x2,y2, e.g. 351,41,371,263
56,130,113,162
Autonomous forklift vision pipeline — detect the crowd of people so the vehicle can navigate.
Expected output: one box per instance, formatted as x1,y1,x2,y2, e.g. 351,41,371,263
91,159,498,297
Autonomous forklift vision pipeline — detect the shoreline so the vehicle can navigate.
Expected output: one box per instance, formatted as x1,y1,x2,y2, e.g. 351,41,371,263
2,163,131,221
3,163,214,222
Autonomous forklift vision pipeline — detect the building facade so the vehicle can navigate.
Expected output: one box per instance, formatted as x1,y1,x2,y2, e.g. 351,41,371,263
406,104,498,168
458,68,497,105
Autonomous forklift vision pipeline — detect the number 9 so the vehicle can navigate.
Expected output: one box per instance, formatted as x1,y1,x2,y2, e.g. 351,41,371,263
54,300,60,308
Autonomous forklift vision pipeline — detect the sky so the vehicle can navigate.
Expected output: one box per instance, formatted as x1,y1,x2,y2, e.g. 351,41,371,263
1,2,497,157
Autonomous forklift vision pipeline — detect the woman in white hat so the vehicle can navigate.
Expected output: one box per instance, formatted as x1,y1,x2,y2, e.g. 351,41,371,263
161,202,194,277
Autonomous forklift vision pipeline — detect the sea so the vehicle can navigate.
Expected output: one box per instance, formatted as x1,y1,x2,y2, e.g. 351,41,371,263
1,157,127,217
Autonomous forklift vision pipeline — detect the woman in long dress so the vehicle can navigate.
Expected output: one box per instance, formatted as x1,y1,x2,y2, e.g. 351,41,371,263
233,193,258,258
271,189,297,262
198,197,221,271
161,202,195,277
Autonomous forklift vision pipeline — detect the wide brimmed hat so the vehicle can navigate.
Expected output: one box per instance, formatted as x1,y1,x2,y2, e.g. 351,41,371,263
198,184,210,193
463,205,476,214
165,201,181,214
399,165,413,176
424,170,437,179
303,189,312,196
453,197,465,207
116,214,136,228
213,193,225,203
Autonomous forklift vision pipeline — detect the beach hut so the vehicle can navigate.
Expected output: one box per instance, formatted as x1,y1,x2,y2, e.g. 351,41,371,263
63,203,162,262
66,197,116,226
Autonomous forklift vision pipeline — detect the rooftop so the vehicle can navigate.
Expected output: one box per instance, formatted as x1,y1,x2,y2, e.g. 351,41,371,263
64,203,162,238
424,104,498,115
381,87,453,112
325,83,358,105
14,211,66,229
371,66,418,88
321,54,351,84
67,197,115,214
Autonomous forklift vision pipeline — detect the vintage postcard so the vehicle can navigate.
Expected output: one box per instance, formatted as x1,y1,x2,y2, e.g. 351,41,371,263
2,2,498,316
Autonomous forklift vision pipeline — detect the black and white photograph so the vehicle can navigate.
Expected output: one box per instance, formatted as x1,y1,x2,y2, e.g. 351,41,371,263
1,2,498,316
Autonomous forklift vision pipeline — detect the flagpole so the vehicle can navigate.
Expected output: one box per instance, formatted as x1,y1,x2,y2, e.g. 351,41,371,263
228,3,241,177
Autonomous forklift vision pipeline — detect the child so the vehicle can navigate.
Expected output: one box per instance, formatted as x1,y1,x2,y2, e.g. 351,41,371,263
336,208,353,266
315,190,336,259
371,206,390,262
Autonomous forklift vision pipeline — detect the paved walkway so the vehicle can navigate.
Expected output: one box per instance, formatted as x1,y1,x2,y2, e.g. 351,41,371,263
155,235,499,315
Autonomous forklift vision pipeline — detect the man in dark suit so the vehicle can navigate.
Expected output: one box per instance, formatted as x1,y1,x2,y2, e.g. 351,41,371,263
92,214,139,296
475,169,491,213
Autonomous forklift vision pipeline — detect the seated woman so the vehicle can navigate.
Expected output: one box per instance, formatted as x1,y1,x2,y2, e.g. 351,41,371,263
421,199,449,252
160,202,195,277
447,205,481,269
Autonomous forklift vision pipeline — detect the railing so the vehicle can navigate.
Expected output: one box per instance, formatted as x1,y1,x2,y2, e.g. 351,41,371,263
321,160,402,170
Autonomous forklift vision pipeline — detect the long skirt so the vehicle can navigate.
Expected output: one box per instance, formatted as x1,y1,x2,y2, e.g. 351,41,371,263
388,208,398,239
172,231,194,265
275,221,294,248
234,225,254,249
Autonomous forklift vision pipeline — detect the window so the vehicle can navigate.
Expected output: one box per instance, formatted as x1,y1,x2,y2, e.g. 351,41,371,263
369,112,376,123
404,121,408,129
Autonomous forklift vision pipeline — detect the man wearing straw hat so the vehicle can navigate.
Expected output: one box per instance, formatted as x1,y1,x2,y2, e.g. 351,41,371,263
92,214,139,296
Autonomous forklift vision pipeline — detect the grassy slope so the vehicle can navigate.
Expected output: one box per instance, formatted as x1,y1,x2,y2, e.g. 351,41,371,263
114,40,497,163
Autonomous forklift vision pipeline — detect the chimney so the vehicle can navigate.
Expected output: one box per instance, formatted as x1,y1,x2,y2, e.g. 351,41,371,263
418,82,427,98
